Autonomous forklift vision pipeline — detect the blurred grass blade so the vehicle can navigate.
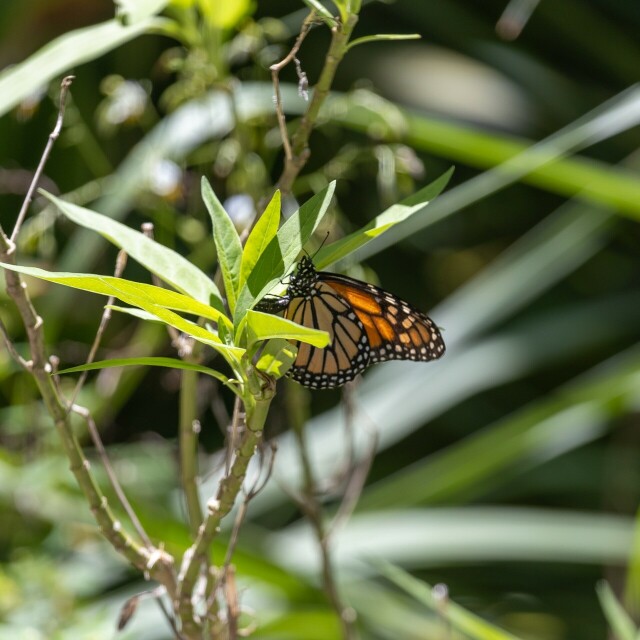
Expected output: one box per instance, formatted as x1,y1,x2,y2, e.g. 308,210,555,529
58,357,239,395
0,17,164,117
376,560,521,640
241,190,281,289
596,581,637,640
268,508,634,572
234,182,336,324
314,168,453,269
43,190,224,309
360,346,640,509
624,508,640,617
202,178,242,313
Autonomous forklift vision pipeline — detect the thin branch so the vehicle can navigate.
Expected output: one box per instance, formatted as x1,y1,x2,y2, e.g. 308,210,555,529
176,382,274,639
224,565,240,640
140,221,203,537
275,12,360,194
270,12,317,161
72,404,154,548
293,422,357,640
221,442,277,584
0,316,32,370
11,76,74,242
328,428,377,537
0,75,177,606
0,225,174,587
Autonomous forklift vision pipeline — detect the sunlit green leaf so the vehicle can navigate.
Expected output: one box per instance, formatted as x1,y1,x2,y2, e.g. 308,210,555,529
314,167,453,268
255,339,297,378
198,0,253,29
234,182,336,324
0,262,243,360
57,357,240,395
245,310,330,349
241,190,281,290
42,190,224,310
202,177,242,314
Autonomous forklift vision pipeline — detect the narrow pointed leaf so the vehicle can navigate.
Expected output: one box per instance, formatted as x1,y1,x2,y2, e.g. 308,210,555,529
57,357,240,395
202,178,242,313
346,33,421,51
255,339,297,378
0,262,242,359
377,561,522,640
245,310,330,349
240,190,281,290
314,168,453,269
42,191,223,309
234,182,336,324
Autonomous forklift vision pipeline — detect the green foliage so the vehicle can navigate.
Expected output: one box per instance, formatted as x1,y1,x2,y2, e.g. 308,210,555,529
2,1,640,639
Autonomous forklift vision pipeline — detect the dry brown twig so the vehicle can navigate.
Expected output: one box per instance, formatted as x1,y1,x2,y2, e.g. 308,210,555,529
11,76,74,243
0,77,176,594
270,12,317,162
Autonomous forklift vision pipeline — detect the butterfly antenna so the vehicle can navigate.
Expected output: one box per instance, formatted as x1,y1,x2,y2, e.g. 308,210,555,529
310,231,330,262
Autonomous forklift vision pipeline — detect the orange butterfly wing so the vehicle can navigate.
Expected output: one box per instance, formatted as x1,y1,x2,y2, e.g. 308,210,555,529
321,274,445,364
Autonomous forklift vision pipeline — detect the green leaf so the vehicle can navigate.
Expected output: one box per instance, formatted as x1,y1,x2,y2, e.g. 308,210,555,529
0,17,164,118
245,310,330,349
199,0,253,29
346,33,421,51
313,168,453,269
106,305,161,322
202,178,242,314
240,190,281,290
58,356,238,388
375,560,526,640
301,0,338,27
42,191,224,310
234,182,336,324
255,339,297,378
597,581,637,640
0,262,243,359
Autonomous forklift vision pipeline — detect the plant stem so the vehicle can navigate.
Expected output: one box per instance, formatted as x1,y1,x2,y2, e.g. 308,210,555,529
0,226,175,592
287,382,357,639
180,367,204,536
176,373,275,638
276,12,360,193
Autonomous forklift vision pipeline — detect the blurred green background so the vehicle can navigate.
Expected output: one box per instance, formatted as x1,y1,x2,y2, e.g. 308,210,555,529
1,1,640,638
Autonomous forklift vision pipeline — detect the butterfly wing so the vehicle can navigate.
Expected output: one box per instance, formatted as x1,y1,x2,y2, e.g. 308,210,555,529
320,273,445,364
284,281,371,389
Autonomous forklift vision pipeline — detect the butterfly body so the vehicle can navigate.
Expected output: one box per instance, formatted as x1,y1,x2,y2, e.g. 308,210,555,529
257,256,445,389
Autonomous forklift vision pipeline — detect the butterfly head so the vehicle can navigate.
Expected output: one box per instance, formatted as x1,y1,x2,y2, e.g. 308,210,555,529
288,255,319,298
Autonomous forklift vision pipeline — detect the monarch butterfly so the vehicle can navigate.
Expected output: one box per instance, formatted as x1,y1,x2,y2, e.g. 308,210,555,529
256,256,445,389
